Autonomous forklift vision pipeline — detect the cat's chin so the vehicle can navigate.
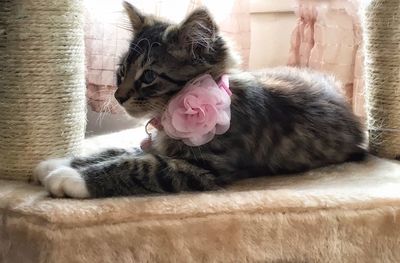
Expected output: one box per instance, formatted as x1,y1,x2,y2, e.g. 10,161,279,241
123,108,159,119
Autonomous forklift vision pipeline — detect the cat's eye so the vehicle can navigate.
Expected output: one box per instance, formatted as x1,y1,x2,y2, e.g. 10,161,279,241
141,70,157,84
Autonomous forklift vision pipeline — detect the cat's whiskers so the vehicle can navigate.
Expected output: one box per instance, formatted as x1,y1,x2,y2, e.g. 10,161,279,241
129,41,144,56
134,38,151,58
92,93,112,126
95,107,109,127
147,41,161,64
103,91,117,112
117,18,134,33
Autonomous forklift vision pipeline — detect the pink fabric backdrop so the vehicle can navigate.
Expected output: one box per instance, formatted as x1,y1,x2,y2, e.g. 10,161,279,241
288,0,365,117
84,0,250,113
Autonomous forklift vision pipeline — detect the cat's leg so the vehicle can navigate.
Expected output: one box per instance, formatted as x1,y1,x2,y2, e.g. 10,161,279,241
36,153,220,198
71,148,143,168
32,148,140,185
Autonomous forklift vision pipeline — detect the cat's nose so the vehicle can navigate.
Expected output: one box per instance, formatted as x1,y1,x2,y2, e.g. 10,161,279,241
114,91,129,104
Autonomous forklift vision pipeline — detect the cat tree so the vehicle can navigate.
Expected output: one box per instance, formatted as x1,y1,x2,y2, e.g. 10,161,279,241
0,0,86,180
363,0,400,160
0,0,400,262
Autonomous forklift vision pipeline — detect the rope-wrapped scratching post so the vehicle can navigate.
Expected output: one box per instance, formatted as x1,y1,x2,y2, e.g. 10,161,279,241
0,0,86,180
362,0,400,160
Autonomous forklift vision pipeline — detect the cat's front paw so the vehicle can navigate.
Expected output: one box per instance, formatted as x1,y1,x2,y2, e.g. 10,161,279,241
32,158,71,184
42,167,90,198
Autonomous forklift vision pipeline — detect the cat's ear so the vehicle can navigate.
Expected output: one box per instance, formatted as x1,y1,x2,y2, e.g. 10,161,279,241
123,1,145,32
167,7,219,60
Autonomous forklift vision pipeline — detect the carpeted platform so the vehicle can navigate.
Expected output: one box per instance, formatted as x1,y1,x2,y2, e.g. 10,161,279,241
1,129,400,262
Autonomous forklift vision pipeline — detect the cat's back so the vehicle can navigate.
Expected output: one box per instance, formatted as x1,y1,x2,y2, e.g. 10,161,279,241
254,67,345,101
231,66,352,118
228,67,366,173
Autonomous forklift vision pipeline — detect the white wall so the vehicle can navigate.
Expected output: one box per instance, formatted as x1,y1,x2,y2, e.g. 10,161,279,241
85,108,144,137
249,0,297,70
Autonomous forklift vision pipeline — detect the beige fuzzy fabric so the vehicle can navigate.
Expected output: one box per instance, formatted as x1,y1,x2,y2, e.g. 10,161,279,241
1,130,400,262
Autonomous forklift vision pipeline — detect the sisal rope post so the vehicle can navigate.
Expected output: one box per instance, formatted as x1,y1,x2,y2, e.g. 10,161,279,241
0,0,86,180
362,0,400,160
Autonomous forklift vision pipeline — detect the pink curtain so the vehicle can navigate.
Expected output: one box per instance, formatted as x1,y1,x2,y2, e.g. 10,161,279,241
84,0,250,113
288,0,365,117
84,0,132,113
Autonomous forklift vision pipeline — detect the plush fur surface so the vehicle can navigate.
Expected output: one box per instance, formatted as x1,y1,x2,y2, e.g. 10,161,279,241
2,131,400,262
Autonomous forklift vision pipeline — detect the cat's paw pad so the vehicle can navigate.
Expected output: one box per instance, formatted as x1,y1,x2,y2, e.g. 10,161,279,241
32,158,71,184
43,167,90,198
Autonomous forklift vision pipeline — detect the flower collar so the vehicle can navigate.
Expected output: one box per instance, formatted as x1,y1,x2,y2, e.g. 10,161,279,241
141,74,232,150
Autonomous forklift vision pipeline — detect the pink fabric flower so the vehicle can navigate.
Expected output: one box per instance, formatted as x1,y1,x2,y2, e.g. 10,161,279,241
161,74,232,146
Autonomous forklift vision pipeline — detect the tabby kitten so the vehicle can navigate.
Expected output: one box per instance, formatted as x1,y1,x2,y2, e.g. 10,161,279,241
33,3,366,198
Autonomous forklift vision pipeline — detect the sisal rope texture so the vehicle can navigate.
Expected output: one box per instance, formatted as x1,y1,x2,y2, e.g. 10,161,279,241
362,0,400,160
0,0,86,180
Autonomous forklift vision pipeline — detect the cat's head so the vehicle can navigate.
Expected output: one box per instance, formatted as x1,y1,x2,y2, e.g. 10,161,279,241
115,2,238,118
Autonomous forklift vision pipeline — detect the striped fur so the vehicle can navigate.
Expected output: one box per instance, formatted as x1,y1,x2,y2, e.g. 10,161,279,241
35,3,366,198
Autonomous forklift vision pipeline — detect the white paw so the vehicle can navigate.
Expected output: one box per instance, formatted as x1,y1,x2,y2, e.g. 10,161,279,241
32,158,71,184
44,167,90,198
